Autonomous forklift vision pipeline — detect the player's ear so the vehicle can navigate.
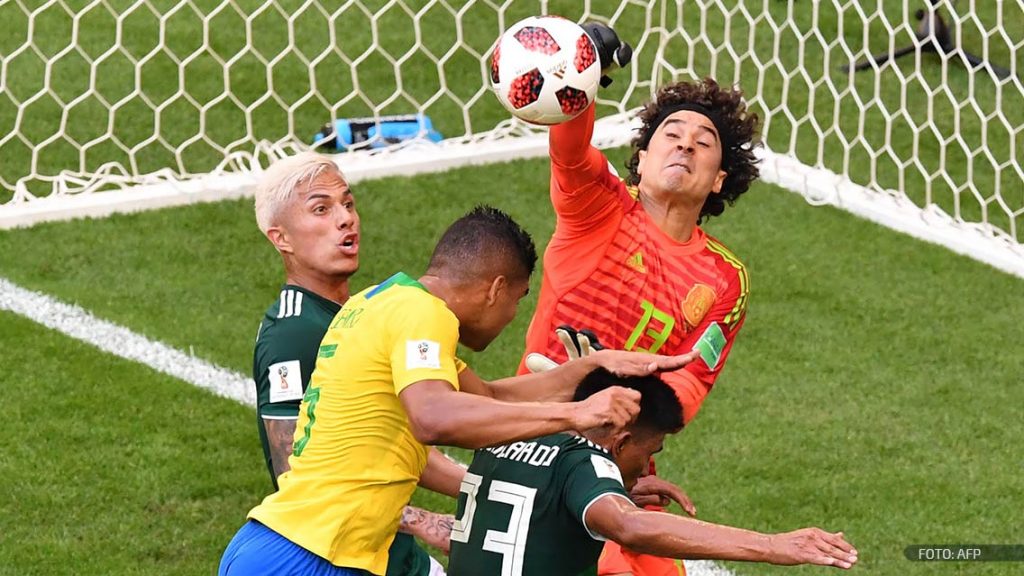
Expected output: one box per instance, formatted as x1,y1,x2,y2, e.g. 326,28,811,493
610,430,632,457
637,149,647,176
711,169,727,194
485,274,507,306
266,226,293,254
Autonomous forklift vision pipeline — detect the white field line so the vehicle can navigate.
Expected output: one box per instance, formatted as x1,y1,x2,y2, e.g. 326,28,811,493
0,276,741,576
0,277,255,407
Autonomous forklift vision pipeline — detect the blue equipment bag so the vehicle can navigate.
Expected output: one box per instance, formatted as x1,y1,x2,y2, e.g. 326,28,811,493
313,114,442,150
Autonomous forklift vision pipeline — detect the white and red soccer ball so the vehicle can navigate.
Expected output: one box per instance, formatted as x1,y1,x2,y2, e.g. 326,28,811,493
489,16,602,125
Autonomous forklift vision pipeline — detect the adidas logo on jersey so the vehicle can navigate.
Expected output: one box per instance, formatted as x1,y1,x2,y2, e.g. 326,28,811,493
276,289,304,318
626,252,646,273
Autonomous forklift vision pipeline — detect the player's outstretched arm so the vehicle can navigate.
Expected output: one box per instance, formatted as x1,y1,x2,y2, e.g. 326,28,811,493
400,452,461,550
552,21,630,172
549,103,602,172
418,447,466,498
399,506,455,554
466,349,699,403
398,379,640,449
585,496,858,569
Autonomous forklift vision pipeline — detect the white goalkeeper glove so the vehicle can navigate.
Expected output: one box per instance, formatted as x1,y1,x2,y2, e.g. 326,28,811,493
525,325,605,373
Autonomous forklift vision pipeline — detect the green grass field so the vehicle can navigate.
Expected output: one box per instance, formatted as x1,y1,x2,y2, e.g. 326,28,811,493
1,0,1020,239
1,153,1022,575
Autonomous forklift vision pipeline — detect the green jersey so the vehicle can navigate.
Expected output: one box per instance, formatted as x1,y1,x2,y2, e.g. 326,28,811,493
252,284,432,576
254,285,341,482
448,433,632,576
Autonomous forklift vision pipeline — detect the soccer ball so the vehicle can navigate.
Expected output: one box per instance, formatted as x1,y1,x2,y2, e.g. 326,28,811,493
489,16,601,125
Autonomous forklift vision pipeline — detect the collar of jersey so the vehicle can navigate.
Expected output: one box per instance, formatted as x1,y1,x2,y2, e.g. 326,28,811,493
569,433,611,454
365,271,428,299
625,186,708,257
282,283,342,314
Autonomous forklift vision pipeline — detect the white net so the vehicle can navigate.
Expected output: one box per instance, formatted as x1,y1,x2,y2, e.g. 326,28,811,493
1,0,1021,272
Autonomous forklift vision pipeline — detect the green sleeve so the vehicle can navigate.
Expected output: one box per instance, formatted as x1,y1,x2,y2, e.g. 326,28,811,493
254,316,325,418
561,449,631,540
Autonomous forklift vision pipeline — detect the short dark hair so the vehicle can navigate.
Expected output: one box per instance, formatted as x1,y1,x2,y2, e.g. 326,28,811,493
625,77,762,223
572,368,683,434
427,205,537,283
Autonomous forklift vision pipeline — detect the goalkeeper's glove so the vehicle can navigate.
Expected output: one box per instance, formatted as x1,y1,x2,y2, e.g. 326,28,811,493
556,324,605,359
581,22,633,87
524,325,606,373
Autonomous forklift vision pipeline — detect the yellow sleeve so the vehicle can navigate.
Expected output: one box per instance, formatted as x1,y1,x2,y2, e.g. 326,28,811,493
389,295,461,394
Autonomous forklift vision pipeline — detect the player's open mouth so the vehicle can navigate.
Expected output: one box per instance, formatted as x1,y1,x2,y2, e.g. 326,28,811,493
339,234,359,256
667,162,691,173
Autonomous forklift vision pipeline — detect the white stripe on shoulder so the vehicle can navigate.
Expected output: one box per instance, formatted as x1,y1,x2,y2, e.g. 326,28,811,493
581,492,634,541
260,414,300,420
294,291,303,316
576,437,607,453
276,290,286,318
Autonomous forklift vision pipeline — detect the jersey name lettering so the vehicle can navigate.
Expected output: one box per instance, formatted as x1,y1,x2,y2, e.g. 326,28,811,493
485,442,560,467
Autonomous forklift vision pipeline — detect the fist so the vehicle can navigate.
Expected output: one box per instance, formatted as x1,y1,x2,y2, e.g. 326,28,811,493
581,22,633,87
572,385,640,431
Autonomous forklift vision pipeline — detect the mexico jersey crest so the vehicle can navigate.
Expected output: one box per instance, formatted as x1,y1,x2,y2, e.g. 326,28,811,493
683,283,717,329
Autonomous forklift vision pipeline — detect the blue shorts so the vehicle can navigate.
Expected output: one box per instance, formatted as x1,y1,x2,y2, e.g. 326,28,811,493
219,520,372,576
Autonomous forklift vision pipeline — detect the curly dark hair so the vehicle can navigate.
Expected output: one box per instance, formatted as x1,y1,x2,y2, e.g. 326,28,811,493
625,78,762,223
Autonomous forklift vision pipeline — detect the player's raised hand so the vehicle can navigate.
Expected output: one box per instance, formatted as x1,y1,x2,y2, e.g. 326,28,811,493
556,324,604,359
581,22,632,87
571,385,640,431
525,325,605,372
590,349,701,377
767,528,858,569
629,475,697,517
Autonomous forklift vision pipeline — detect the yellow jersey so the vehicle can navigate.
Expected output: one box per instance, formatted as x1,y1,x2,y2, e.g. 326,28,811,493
248,272,464,575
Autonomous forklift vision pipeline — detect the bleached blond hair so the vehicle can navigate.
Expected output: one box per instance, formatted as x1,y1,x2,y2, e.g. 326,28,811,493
254,152,346,234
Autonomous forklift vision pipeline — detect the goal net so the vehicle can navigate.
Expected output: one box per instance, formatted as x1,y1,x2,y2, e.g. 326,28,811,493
1,0,1021,274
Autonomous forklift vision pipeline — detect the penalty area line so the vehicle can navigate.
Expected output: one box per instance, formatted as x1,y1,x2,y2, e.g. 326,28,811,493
0,276,737,576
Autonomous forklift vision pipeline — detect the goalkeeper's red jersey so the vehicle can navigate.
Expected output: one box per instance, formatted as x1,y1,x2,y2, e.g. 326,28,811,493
517,105,749,423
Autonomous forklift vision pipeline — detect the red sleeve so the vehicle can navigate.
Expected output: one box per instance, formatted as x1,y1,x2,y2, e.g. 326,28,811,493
549,103,623,238
663,284,747,424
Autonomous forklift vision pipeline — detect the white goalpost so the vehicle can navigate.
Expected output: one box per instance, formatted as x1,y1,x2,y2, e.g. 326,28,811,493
1,0,1021,276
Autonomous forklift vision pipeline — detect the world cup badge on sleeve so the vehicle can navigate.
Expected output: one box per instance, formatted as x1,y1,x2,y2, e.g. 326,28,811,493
269,360,304,402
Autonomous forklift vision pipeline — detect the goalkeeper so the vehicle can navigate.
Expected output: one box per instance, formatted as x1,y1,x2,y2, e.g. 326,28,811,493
518,23,762,576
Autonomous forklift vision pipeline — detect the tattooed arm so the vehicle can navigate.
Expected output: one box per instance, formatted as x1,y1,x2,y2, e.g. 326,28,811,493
401,506,455,554
263,417,298,480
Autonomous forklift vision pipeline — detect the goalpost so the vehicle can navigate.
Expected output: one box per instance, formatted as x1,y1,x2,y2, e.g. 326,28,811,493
1,0,1021,276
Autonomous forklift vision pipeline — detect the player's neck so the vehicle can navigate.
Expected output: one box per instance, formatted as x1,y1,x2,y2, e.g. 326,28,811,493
284,269,351,306
637,188,700,242
578,430,615,452
418,274,474,321
418,274,456,307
